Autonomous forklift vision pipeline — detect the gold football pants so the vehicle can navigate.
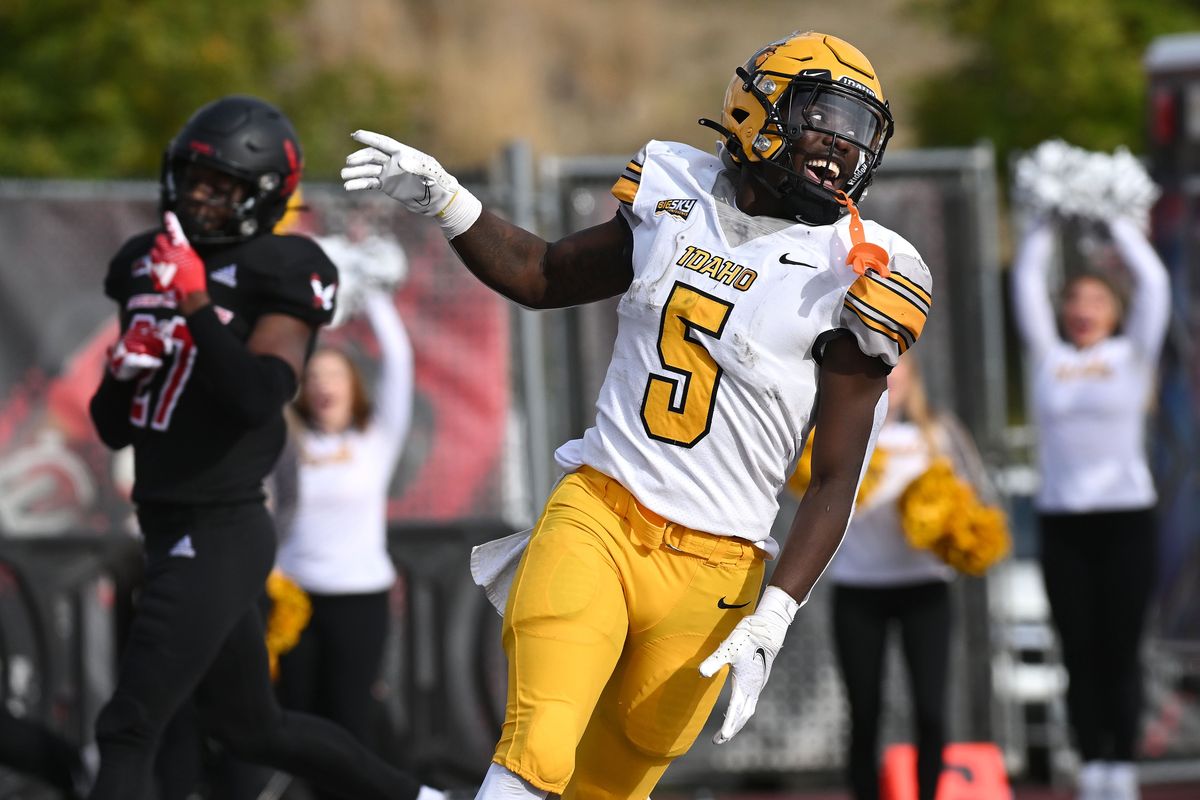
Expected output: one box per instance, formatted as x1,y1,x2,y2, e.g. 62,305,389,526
494,466,765,798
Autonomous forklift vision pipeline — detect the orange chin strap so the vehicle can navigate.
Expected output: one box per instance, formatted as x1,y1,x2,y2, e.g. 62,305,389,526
835,190,891,277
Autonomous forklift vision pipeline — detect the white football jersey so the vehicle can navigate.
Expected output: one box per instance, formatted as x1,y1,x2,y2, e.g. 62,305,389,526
554,140,933,548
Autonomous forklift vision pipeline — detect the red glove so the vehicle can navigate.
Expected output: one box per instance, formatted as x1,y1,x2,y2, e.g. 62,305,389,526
108,318,167,381
149,211,207,298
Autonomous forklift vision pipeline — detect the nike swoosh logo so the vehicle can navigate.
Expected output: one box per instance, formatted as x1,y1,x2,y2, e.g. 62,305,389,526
717,596,752,609
755,647,767,669
779,253,818,268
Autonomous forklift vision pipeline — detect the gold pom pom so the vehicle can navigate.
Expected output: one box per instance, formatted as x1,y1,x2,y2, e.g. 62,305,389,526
786,429,888,507
899,459,1011,576
855,446,889,508
265,569,313,681
786,433,815,498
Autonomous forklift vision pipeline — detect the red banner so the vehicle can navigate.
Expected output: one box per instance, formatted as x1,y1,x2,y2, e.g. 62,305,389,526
0,183,511,537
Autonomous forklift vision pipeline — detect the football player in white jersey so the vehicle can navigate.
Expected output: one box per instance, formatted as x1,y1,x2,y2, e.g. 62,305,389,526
344,31,933,800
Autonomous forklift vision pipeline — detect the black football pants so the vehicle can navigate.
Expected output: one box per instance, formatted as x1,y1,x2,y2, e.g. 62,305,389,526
88,501,421,800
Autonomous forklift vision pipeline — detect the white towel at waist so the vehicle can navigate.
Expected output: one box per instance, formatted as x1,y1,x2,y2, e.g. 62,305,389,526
470,528,533,616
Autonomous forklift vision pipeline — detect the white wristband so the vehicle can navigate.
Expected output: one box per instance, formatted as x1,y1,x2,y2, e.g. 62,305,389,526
437,187,483,240
758,585,802,626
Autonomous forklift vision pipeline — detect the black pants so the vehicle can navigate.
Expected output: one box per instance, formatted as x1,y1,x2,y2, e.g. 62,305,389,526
276,590,391,800
88,501,421,800
1039,508,1157,762
833,581,952,800
0,708,84,798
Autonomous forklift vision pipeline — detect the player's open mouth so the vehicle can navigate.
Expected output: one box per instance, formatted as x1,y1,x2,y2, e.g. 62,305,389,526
803,157,842,189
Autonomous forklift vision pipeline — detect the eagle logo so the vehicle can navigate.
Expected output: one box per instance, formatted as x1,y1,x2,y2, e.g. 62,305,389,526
310,274,337,311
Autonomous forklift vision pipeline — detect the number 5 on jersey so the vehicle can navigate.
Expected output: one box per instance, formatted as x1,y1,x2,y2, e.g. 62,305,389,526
641,282,734,447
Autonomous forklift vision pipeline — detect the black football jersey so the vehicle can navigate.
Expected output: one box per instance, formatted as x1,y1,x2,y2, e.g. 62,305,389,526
103,232,338,506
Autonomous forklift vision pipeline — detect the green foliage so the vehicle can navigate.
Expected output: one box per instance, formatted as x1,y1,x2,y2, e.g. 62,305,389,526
0,0,416,178
908,0,1200,158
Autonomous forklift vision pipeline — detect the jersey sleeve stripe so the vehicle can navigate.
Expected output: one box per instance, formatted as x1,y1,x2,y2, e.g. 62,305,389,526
843,300,910,354
866,272,931,316
844,294,915,347
887,269,932,306
611,176,638,206
611,158,643,206
846,275,928,340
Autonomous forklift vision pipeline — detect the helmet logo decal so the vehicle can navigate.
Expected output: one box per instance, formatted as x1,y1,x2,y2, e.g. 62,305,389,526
836,76,877,98
188,140,214,155
282,139,301,196
655,198,698,220
849,159,870,184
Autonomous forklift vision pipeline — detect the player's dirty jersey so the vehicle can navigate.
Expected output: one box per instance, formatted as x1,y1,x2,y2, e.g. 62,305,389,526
104,231,337,506
554,140,933,550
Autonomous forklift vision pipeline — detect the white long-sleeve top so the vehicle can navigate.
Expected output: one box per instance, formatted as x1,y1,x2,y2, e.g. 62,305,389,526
1011,217,1171,513
276,292,414,593
827,416,994,587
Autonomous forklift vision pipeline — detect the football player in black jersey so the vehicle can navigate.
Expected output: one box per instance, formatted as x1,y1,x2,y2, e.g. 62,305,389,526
87,96,440,800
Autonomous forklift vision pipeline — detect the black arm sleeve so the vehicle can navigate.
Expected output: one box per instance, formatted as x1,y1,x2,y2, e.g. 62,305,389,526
185,304,300,429
89,372,137,450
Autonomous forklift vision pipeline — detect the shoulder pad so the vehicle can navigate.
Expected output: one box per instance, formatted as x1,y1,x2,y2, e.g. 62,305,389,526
241,234,340,327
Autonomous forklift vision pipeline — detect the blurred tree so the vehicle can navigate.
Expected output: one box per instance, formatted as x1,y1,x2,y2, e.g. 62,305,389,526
909,0,1200,158
0,0,416,178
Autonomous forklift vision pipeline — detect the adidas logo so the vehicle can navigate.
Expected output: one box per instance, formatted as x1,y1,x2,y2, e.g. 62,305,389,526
169,535,196,559
211,264,238,288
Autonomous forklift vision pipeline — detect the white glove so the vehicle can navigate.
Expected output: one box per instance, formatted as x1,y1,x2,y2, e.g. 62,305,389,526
342,130,483,239
699,585,800,744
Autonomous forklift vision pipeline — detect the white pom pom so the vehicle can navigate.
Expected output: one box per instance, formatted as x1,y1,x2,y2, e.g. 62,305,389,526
1013,139,1160,229
315,234,409,327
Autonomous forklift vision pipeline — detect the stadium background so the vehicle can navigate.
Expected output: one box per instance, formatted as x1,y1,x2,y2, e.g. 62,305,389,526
2,1,1200,797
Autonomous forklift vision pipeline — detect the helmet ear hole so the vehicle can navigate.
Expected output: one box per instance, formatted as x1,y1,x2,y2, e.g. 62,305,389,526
730,108,750,124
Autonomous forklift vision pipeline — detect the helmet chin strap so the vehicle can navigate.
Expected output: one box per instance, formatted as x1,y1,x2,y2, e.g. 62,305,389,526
750,160,844,225
696,115,853,225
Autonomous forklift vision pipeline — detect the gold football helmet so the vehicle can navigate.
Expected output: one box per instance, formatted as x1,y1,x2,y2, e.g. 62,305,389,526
702,31,894,223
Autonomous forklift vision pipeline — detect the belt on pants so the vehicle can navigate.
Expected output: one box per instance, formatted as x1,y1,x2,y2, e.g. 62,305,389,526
576,465,763,567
